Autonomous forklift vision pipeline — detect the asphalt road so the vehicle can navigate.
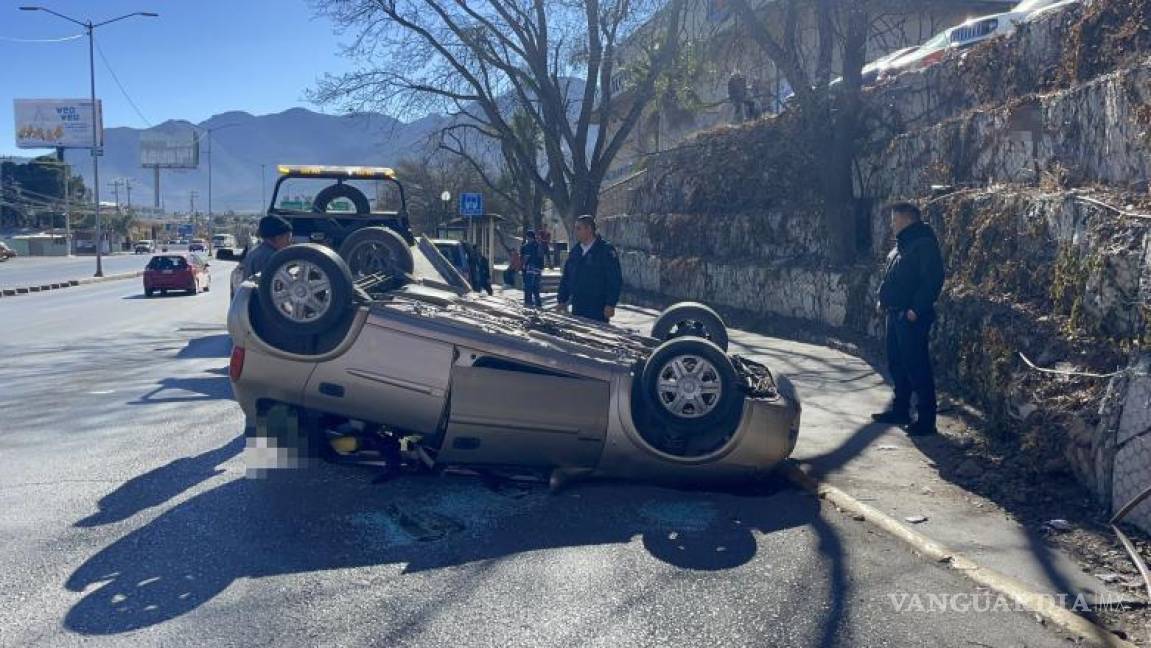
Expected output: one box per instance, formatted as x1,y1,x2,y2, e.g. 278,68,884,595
0,272,1076,647
0,254,155,289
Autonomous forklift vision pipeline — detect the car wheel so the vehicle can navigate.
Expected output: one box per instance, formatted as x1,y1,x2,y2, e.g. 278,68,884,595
145,288,154,297
337,226,414,279
160,289,167,296
312,183,371,214
641,338,743,438
650,302,729,351
258,243,354,336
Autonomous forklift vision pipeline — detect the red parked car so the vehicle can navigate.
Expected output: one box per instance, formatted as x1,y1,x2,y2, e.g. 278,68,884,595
143,253,212,297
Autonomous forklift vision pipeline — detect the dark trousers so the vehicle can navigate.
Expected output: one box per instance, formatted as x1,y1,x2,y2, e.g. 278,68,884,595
573,305,607,322
886,311,937,429
523,271,542,308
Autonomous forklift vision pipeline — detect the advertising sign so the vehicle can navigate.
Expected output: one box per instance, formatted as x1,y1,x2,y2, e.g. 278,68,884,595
460,192,484,217
139,128,200,168
14,99,103,149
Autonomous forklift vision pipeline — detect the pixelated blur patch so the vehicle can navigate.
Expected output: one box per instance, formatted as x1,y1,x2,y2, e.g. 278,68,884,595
244,403,312,477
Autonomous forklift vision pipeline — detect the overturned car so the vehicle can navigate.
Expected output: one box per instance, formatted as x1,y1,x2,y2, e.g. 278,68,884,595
228,170,800,487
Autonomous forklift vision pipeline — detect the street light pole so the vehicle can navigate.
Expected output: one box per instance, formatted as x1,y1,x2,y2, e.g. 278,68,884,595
86,18,102,275
260,164,267,211
19,6,157,276
441,190,451,235
195,122,243,223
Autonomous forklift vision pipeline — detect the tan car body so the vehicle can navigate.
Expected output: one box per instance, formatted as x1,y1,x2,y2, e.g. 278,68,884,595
228,258,801,484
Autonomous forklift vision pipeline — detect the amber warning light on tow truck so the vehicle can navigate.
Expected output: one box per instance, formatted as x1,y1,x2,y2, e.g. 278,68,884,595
276,164,396,180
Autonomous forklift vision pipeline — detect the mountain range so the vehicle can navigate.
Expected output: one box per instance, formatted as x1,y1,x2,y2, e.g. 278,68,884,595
63,108,450,213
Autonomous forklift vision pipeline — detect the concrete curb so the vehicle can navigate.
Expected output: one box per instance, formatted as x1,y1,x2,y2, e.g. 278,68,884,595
0,271,140,298
782,462,1137,647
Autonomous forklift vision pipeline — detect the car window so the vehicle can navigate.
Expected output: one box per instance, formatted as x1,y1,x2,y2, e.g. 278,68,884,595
435,243,462,266
950,18,999,44
148,256,188,270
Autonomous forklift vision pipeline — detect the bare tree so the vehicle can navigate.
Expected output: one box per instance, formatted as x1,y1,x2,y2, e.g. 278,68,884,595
311,0,686,234
436,107,546,233
728,0,911,263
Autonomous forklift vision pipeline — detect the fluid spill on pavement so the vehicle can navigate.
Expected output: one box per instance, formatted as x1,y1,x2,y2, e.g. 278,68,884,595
346,479,548,545
638,500,718,532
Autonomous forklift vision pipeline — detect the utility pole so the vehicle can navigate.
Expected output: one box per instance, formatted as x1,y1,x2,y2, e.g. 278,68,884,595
55,146,73,256
189,190,198,216
20,6,159,275
124,178,132,209
108,179,122,208
260,163,267,211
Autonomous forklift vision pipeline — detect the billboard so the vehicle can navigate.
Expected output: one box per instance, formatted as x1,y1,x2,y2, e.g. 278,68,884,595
139,129,199,168
14,99,103,149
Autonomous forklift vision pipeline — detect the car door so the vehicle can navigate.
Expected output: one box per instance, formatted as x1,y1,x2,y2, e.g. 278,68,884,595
437,363,610,469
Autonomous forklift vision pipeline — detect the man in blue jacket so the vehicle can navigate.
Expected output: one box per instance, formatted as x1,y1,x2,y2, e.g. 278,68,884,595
519,230,545,308
556,215,622,323
872,202,946,436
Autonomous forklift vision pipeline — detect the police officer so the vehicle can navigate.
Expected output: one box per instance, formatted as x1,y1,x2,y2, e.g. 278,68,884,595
241,215,293,280
556,214,622,323
872,202,946,436
520,230,545,308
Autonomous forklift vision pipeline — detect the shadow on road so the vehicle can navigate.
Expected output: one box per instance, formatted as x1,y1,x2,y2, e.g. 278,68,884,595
63,464,846,636
130,375,232,404
122,293,202,300
75,437,244,528
175,334,231,359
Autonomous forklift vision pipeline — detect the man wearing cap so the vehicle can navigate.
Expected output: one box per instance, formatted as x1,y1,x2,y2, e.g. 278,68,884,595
241,215,293,280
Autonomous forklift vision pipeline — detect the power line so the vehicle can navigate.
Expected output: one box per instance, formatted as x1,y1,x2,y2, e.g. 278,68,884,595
0,33,82,43
94,40,152,127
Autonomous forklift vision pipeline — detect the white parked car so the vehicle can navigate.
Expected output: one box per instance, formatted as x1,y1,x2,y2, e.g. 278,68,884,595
883,9,1032,78
1022,0,1081,21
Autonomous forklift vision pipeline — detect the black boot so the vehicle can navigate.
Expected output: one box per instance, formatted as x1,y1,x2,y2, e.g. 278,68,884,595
871,409,912,425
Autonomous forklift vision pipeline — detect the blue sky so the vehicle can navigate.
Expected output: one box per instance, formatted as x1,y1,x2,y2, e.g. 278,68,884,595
1,0,355,156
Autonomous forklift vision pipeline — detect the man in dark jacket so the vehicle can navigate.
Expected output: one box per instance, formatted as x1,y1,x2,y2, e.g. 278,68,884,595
873,202,946,436
241,215,293,280
556,215,622,323
520,230,545,308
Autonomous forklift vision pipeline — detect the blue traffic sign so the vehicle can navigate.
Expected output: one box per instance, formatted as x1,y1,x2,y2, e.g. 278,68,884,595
460,192,484,217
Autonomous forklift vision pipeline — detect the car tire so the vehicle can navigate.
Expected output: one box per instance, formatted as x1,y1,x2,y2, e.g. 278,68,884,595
651,302,729,352
258,243,354,336
312,183,371,215
145,288,154,297
160,289,167,296
337,226,414,279
641,338,743,438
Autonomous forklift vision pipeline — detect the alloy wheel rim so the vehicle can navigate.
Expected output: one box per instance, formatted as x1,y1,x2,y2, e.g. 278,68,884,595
270,260,332,323
655,353,723,419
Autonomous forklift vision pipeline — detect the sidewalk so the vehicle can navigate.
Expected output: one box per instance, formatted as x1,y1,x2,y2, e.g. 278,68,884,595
601,300,1142,621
